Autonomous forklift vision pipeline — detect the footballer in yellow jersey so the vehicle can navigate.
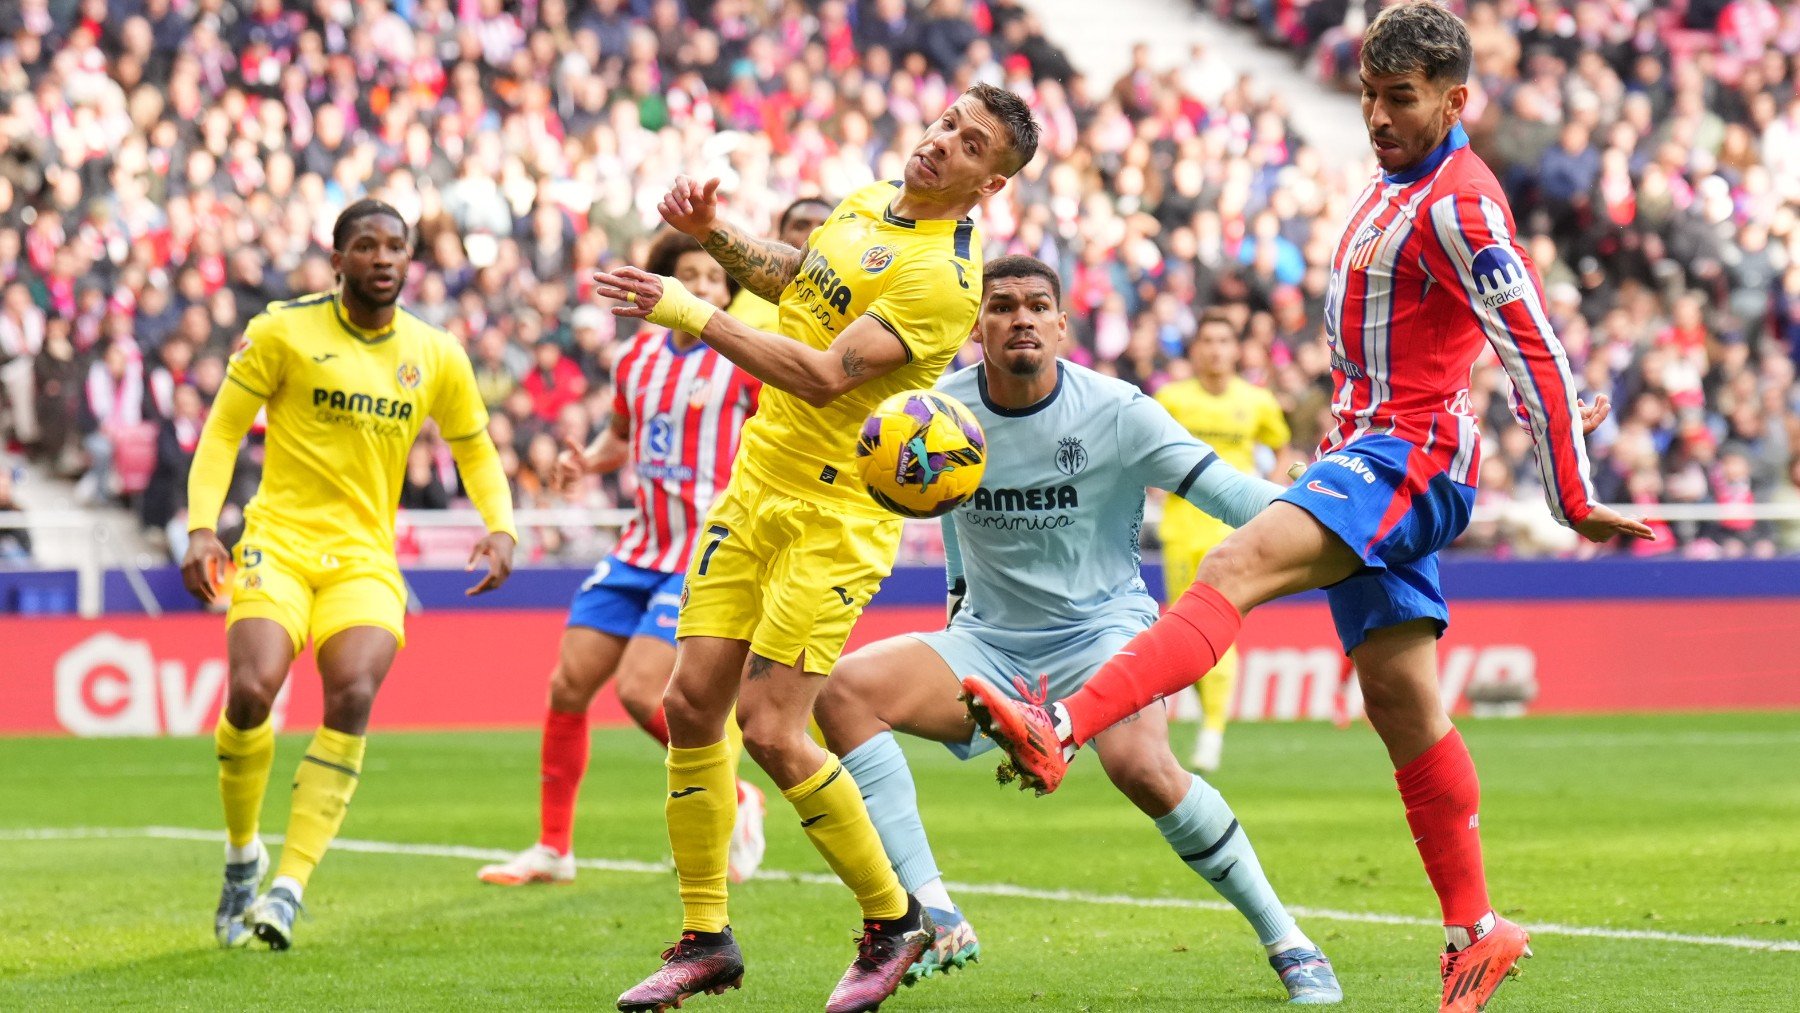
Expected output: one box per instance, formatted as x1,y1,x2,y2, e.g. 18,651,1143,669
182,201,516,951
1155,309,1292,773
724,196,833,332
596,84,1040,1013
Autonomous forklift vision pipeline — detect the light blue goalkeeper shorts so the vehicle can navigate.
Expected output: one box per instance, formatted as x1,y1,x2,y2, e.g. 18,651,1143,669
909,607,1157,759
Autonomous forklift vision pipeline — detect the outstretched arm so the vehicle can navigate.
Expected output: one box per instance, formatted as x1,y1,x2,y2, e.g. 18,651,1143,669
594,267,909,408
659,175,804,303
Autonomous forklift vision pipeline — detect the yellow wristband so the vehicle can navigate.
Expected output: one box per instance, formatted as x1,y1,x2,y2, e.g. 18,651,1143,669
646,276,718,336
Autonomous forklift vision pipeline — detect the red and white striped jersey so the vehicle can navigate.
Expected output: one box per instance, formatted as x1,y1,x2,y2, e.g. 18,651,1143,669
610,329,759,572
1321,123,1597,525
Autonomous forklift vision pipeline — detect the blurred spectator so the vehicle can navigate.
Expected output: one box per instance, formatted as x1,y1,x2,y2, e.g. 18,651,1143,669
0,461,28,564
140,380,204,554
0,0,1795,559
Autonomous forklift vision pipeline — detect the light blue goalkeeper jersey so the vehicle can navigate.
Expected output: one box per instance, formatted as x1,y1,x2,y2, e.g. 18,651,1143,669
936,360,1282,633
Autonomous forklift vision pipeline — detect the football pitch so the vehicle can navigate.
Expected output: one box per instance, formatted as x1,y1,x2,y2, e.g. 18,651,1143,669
3,713,1795,1011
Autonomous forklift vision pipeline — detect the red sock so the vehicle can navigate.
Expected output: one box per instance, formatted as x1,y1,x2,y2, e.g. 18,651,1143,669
641,706,670,747
1062,582,1241,745
1395,728,1492,929
539,709,590,856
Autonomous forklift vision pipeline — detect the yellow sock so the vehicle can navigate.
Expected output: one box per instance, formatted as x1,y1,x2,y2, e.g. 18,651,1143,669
216,711,276,848
667,739,736,933
1200,645,1238,734
274,726,365,889
783,756,907,921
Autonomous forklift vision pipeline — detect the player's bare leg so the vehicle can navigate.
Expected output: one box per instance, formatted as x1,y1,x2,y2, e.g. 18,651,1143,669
738,650,930,1013
1352,622,1529,1012
1090,705,1342,1004
967,503,1361,791
481,627,626,886
245,626,396,950
213,618,294,947
819,637,982,985
620,636,747,1011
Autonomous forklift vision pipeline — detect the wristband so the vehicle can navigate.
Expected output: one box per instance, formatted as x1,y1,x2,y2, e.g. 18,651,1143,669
645,276,719,337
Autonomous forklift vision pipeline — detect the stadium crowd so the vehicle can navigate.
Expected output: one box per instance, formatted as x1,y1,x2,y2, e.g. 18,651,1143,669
0,0,1797,565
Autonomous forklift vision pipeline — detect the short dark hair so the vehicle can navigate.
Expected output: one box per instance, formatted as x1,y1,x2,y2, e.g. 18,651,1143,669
1361,1,1472,85
1196,307,1239,335
332,199,408,251
982,254,1060,304
968,83,1040,176
645,228,740,300
778,197,834,234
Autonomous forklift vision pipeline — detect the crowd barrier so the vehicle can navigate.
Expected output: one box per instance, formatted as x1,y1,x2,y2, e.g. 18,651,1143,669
2,560,1797,736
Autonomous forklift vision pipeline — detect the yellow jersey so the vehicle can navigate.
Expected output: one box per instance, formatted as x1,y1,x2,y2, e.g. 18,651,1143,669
1156,376,1290,545
212,292,502,554
734,180,982,513
726,288,779,332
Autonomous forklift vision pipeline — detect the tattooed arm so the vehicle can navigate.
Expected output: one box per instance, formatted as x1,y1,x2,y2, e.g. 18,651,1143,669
656,174,803,302
595,268,909,408
702,222,804,303
692,311,908,409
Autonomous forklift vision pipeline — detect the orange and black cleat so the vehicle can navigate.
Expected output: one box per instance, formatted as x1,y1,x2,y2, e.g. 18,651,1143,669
960,676,1069,796
1439,917,1532,1012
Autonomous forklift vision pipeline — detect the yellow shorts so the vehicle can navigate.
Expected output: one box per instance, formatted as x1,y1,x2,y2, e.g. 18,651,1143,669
1161,525,1230,604
226,526,408,654
676,470,901,676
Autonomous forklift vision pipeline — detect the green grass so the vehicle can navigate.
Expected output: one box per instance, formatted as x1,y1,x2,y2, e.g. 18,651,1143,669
1,713,1796,1010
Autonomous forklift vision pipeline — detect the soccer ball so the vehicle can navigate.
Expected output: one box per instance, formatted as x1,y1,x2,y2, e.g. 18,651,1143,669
854,390,987,518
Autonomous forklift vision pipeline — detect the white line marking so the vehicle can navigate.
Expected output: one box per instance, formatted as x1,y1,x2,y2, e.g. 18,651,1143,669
4,826,1796,954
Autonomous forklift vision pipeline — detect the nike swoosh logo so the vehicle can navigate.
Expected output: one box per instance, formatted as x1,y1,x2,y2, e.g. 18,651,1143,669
669,786,706,798
1306,480,1350,500
312,353,338,363
800,814,826,828
1207,861,1237,882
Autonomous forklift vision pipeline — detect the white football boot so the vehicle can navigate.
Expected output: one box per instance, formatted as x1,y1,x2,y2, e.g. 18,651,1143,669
728,780,767,883
477,843,576,886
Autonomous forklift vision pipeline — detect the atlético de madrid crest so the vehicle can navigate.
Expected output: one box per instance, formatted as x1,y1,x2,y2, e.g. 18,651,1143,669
860,246,895,274
1347,223,1385,271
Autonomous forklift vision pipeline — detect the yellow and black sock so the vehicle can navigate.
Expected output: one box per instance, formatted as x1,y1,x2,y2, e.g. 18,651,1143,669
216,711,275,851
273,726,365,890
1201,645,1239,734
666,739,737,933
783,756,908,922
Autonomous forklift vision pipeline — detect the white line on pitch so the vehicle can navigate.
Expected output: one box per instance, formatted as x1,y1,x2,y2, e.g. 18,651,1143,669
4,826,1796,955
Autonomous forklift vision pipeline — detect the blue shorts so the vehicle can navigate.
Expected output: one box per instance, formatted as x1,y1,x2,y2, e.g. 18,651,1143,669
910,608,1156,759
566,555,685,646
1277,434,1476,654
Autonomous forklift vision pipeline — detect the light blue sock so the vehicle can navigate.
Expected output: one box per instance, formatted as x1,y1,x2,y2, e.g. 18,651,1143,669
841,732,941,894
1153,774,1297,947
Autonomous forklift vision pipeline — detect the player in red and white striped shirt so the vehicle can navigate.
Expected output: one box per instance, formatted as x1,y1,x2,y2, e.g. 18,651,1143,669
479,230,764,888
962,6,1655,1011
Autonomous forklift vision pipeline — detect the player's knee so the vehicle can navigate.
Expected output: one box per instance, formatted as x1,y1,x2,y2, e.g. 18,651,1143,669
612,666,665,726
738,710,806,769
1194,536,1260,597
548,660,601,713
321,678,380,733
225,659,284,727
660,677,719,740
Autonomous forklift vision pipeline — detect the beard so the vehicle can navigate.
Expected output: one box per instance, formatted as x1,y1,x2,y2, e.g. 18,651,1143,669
345,274,401,309
1002,348,1047,377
